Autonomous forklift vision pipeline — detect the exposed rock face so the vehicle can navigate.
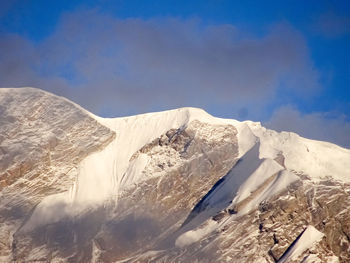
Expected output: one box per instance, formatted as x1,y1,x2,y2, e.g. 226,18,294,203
0,88,114,190
122,178,350,263
0,88,115,261
0,88,350,263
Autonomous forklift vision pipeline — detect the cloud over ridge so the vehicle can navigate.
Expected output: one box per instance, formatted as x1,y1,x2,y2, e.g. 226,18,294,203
0,9,319,116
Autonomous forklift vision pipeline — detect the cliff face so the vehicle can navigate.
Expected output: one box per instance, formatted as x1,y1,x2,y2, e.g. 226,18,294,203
0,88,115,261
129,178,350,263
0,88,349,262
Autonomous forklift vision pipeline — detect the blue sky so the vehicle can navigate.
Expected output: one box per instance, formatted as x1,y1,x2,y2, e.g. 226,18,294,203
1,0,350,147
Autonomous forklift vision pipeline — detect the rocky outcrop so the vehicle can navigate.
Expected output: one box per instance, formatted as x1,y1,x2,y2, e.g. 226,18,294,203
0,88,115,261
126,176,349,263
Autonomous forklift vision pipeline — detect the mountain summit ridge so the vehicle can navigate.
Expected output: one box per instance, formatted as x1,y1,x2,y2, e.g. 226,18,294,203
0,87,349,262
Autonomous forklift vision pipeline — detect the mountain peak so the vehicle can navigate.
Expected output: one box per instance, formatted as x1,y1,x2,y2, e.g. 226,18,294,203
1,88,350,262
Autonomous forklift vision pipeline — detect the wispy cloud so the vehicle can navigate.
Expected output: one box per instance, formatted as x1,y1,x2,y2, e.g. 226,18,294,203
265,105,350,148
0,9,319,116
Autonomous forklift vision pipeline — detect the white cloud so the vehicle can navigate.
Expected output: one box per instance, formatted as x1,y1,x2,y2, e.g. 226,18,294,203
265,105,350,148
0,9,319,116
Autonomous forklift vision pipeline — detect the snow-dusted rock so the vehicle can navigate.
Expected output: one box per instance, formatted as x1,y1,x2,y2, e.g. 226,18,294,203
1,87,350,262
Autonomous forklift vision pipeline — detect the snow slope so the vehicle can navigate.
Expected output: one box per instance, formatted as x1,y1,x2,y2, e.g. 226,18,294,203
23,104,350,230
278,225,324,263
23,108,220,230
245,121,350,182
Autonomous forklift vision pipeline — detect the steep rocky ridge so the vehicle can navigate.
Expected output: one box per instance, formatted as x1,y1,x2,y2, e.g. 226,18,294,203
128,176,349,262
0,88,115,261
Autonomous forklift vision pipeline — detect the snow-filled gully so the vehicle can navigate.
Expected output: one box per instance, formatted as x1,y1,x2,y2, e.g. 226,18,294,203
181,142,265,228
278,225,324,263
22,108,221,230
175,140,299,247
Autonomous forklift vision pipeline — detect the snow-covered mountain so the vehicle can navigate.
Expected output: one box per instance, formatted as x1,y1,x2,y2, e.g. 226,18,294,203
1,88,349,262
